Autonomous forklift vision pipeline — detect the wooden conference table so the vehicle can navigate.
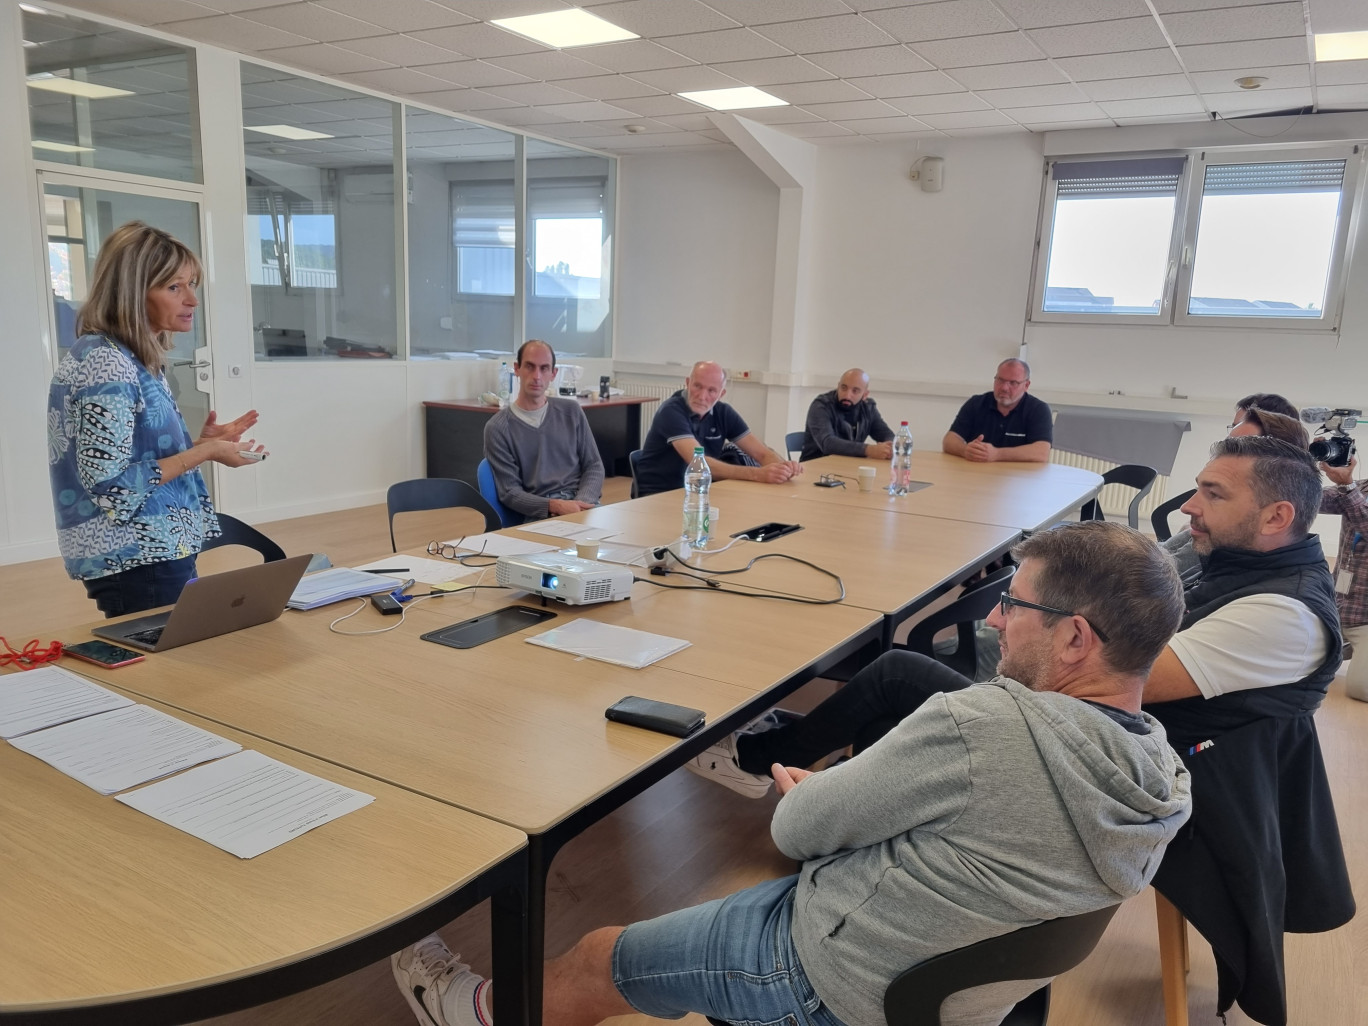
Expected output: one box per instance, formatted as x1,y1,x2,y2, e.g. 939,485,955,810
14,452,1101,1024
0,687,528,1026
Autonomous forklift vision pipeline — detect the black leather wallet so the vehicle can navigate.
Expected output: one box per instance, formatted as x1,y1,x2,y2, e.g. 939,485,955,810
605,696,706,737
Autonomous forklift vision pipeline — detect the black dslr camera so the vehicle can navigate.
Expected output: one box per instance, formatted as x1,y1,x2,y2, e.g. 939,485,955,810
1302,408,1360,467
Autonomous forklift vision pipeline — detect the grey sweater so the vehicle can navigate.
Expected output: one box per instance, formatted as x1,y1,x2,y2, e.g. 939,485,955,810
482,399,604,519
772,678,1192,1026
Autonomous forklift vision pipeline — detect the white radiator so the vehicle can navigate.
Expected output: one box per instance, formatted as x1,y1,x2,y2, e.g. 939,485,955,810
1050,449,1169,525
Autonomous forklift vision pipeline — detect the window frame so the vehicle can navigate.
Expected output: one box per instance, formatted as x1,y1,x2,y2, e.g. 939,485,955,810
1029,143,1367,333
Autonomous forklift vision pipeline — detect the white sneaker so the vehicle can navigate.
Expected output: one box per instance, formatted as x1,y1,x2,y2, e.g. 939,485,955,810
392,934,493,1026
685,733,772,798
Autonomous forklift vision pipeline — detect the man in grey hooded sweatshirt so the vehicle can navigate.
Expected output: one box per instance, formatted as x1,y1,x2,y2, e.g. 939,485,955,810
392,521,1193,1026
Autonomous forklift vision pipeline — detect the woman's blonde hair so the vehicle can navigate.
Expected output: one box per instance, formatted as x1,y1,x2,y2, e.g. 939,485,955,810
75,221,201,373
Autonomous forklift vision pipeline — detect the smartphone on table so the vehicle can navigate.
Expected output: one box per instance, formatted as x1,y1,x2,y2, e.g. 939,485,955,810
64,640,145,668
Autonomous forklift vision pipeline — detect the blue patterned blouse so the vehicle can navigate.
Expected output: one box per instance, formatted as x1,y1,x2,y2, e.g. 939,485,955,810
47,333,219,581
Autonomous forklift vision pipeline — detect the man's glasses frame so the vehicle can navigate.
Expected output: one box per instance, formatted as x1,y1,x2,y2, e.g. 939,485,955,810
998,590,1110,643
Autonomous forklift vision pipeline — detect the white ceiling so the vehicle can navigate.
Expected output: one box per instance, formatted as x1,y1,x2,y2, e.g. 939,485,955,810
39,0,1368,152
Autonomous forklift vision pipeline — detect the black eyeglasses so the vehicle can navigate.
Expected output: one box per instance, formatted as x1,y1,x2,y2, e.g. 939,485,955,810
818,473,847,488
999,591,1110,643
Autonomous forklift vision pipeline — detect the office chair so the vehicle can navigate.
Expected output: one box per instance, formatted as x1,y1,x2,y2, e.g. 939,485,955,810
899,565,1015,680
1151,489,1195,542
629,449,644,500
785,430,804,460
1080,464,1158,530
201,513,286,562
475,459,525,528
386,477,501,551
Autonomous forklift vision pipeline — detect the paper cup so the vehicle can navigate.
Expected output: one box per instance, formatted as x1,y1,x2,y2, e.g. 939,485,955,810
856,466,876,492
575,540,599,560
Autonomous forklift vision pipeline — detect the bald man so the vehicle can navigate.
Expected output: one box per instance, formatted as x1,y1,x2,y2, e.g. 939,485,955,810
800,368,896,461
635,361,801,497
943,358,1052,463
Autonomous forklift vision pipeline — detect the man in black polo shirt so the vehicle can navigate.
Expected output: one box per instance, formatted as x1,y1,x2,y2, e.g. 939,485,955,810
942,358,1052,463
635,361,801,497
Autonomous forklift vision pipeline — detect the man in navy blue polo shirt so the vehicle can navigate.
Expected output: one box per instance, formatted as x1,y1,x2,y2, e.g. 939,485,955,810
942,358,1052,463
635,361,801,496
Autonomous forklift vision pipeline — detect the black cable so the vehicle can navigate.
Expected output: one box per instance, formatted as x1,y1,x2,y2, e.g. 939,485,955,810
413,584,510,597
635,549,845,605
632,574,844,604
664,548,846,595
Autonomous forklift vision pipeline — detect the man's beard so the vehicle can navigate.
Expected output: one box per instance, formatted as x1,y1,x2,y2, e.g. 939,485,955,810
837,398,855,410
999,640,1052,692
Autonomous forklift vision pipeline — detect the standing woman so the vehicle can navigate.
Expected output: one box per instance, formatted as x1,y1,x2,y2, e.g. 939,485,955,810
48,221,266,617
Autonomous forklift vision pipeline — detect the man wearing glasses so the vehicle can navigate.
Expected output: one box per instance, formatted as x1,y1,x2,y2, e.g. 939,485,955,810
942,358,1052,463
394,521,1192,1026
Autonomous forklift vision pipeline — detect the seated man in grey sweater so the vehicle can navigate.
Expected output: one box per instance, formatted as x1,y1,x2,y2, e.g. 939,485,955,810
483,340,604,520
391,521,1193,1026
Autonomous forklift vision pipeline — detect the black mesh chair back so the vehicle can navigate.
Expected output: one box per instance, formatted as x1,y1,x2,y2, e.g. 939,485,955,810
883,904,1120,1026
200,513,286,563
386,478,501,552
786,430,804,460
1150,488,1195,542
900,565,1015,679
629,449,644,500
1080,464,1158,530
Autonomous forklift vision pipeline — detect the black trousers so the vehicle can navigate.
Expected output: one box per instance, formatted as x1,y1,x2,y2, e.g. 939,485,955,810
733,650,974,776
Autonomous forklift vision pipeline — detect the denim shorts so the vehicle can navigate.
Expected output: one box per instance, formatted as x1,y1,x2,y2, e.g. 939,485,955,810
612,875,848,1026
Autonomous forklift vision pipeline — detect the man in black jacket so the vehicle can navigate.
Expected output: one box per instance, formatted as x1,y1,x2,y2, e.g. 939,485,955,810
799,368,895,462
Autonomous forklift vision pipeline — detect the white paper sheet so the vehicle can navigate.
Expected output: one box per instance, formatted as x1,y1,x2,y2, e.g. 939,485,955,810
287,567,397,610
0,665,134,739
439,532,557,557
9,705,242,795
516,521,616,541
117,749,374,859
353,556,483,585
525,618,691,669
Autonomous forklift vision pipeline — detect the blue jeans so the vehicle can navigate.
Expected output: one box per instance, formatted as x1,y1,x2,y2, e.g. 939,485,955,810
612,876,848,1026
83,556,198,618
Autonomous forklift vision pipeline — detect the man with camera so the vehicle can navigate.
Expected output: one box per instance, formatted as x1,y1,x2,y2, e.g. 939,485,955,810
1315,407,1368,702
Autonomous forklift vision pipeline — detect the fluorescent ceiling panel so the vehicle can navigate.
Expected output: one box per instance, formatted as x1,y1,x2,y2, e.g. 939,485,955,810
244,124,335,140
678,86,788,110
491,10,638,49
1315,31,1368,61
27,77,133,100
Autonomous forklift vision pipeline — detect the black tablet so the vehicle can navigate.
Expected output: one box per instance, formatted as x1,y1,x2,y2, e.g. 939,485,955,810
421,606,556,650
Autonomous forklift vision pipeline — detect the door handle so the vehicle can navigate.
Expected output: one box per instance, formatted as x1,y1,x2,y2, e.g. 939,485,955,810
171,359,211,369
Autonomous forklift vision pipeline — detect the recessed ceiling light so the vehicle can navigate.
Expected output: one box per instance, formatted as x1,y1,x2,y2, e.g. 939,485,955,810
245,124,334,141
1315,31,1368,62
678,86,789,112
491,10,637,49
32,140,94,153
1234,76,1267,89
27,76,133,100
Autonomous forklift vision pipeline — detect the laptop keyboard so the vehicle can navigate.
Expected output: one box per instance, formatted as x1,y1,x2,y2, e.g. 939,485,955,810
124,626,165,646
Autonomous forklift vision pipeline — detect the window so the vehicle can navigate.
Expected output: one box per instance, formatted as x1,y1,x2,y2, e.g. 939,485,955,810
247,206,338,289
1032,145,1363,330
453,181,515,297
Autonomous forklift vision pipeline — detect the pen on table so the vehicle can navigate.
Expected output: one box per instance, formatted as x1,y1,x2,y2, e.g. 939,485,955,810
363,568,408,574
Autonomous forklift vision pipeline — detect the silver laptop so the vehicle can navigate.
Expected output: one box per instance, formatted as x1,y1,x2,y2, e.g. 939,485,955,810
92,554,313,652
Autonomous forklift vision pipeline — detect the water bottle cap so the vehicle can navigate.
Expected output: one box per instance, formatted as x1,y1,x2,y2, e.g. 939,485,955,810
694,446,704,453
901,420,908,426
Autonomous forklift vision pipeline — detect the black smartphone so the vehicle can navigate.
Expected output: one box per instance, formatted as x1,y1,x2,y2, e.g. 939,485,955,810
421,606,557,650
730,522,803,543
605,696,706,737
64,640,145,668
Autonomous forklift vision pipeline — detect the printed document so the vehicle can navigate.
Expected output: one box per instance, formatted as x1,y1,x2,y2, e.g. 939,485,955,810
526,618,691,669
516,521,616,541
440,532,556,557
353,556,484,585
0,664,133,739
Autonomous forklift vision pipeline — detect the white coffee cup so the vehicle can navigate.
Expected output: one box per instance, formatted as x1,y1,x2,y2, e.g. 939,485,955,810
856,466,876,492
575,540,599,560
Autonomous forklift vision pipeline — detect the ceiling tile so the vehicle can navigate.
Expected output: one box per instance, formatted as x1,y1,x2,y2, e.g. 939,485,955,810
576,117,675,134
570,39,698,73
1190,64,1310,91
753,15,900,54
1081,74,1195,100
482,51,609,81
589,0,739,36
1019,119,1115,131
779,121,858,137
240,2,379,41
1113,112,1210,125
335,33,462,65
608,94,707,116
162,14,313,50
704,0,852,25
434,0,572,18
1098,94,1208,116
883,91,989,114
711,55,836,85
915,109,1017,128
653,113,720,131
848,70,967,97
994,0,1152,30
1160,2,1306,45
863,1,1016,43
483,81,596,105
733,105,823,124
1315,60,1368,87
804,45,933,78
794,98,903,120
1002,101,1110,121
1054,49,1182,80
337,66,462,93
410,22,544,59
1151,0,1268,11
257,42,394,74
912,31,1048,68
175,0,298,12
1028,18,1169,58
976,82,1089,106
61,0,216,22
316,0,473,33
551,75,664,100
942,124,1029,136
1177,37,1308,72
1202,86,1312,112
1317,84,1368,106
850,115,935,133
949,61,1069,89
652,28,790,63
417,86,523,110
484,106,572,126
768,80,875,104
537,100,642,120
531,120,620,138
628,65,744,92
408,60,531,87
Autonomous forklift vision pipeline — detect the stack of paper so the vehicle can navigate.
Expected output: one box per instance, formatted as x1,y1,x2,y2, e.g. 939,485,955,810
526,618,691,669
288,567,398,610
0,665,133,739
353,556,484,586
517,521,616,542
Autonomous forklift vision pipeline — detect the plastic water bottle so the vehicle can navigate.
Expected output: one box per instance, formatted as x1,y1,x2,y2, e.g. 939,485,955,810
497,361,511,406
889,421,914,496
682,447,711,549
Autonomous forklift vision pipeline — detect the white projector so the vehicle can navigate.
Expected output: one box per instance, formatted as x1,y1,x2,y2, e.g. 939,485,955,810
495,552,634,605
